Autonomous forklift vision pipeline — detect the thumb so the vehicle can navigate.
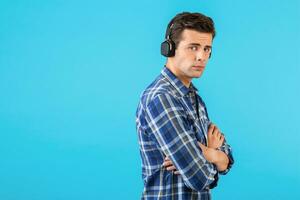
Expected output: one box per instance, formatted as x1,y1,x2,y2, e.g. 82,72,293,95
198,142,206,149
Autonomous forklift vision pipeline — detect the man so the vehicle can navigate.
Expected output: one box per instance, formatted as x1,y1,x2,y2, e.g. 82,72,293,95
136,12,234,199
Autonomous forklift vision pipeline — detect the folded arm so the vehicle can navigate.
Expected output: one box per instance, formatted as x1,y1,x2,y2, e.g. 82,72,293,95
215,138,234,175
144,94,218,191
164,123,234,175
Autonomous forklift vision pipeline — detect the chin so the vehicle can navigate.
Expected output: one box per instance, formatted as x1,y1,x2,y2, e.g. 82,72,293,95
193,72,203,78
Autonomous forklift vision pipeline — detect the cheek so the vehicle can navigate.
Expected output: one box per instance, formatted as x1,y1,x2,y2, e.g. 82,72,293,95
176,57,188,67
178,50,193,59
183,51,195,60
179,53,195,65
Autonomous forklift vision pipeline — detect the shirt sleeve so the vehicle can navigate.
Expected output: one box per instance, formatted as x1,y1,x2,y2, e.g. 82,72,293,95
217,137,234,175
144,93,218,191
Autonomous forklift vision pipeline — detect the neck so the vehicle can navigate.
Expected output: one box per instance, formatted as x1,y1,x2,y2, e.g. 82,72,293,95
166,61,191,88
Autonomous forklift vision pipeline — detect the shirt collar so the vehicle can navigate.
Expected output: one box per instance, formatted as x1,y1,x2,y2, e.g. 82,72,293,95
161,66,198,97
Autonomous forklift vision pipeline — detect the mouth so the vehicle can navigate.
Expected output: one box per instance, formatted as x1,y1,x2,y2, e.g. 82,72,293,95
192,66,205,70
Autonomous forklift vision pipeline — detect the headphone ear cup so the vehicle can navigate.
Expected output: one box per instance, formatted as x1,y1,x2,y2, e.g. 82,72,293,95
161,40,175,57
161,41,170,57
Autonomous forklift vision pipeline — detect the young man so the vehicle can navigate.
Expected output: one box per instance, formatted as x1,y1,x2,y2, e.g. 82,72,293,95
136,12,234,199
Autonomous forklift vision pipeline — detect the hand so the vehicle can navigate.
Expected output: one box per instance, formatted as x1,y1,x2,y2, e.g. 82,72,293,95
198,142,218,163
163,157,180,175
207,123,224,149
199,142,229,171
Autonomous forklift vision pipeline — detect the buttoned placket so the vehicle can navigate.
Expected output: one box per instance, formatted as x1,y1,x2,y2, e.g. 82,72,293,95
188,89,208,145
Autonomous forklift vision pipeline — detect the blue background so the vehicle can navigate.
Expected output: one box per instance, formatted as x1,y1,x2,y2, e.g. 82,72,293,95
0,0,299,199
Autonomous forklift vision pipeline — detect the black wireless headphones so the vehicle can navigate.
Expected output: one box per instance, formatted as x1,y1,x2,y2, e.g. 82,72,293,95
161,23,176,57
160,22,212,58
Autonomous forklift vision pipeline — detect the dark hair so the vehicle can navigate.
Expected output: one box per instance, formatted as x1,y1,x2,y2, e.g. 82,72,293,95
166,12,216,47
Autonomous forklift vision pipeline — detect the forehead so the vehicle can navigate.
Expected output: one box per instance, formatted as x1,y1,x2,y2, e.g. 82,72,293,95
179,29,213,46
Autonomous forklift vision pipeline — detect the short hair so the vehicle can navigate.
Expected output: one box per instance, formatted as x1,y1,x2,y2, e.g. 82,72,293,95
165,12,216,48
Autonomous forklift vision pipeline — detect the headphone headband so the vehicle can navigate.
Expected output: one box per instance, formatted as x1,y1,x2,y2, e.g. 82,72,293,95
165,23,174,40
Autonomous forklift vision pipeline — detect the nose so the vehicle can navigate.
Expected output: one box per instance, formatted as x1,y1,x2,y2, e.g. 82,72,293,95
196,49,205,62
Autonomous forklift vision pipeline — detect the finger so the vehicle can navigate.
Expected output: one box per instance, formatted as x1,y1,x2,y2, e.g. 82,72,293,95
208,124,215,135
163,160,173,167
219,133,224,140
220,134,225,143
163,161,173,167
174,171,180,175
220,133,226,139
164,157,170,161
216,130,221,139
211,124,218,135
198,142,207,151
166,166,177,171
212,127,219,136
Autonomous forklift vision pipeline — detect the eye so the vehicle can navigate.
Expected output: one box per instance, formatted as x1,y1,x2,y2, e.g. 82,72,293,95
204,47,211,53
189,46,198,51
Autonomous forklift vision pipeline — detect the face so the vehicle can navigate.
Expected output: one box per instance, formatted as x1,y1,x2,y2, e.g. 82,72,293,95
169,29,213,86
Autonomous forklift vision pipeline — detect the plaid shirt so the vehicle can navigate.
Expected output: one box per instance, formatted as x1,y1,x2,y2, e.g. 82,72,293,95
136,66,234,200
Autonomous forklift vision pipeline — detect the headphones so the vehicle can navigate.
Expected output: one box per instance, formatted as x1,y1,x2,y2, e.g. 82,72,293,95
161,23,176,57
160,23,212,58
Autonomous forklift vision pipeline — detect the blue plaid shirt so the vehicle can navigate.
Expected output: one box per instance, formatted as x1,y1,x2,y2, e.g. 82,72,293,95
136,66,234,200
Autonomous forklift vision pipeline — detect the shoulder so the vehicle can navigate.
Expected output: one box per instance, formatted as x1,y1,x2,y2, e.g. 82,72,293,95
139,74,181,109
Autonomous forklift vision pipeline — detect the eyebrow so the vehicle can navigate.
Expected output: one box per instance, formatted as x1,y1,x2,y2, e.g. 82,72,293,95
187,43,212,48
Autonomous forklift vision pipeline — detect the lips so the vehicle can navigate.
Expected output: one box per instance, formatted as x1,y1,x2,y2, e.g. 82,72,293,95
192,66,205,70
